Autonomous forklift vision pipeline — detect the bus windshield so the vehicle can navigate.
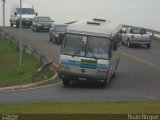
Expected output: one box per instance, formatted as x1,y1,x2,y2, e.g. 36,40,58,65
62,34,110,59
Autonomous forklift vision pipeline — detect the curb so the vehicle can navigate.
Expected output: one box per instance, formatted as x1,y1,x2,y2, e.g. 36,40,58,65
0,72,57,92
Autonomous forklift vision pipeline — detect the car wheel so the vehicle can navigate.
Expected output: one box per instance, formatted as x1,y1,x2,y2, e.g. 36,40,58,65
35,27,39,32
10,23,13,27
49,37,52,42
121,41,124,45
16,23,19,28
32,28,35,31
62,79,70,86
146,44,151,49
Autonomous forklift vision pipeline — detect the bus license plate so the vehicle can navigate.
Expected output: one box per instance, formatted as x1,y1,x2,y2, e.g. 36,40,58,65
78,78,87,81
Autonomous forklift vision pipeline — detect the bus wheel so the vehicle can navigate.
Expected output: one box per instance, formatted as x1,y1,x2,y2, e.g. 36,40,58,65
101,76,110,88
62,79,70,86
101,80,107,88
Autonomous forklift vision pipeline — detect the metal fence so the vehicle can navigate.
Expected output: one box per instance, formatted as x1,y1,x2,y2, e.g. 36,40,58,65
0,27,54,83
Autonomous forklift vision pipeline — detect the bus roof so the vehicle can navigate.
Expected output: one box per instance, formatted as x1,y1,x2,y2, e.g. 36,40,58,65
66,18,122,37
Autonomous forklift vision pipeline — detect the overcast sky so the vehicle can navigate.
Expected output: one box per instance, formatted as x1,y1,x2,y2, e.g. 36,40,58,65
0,0,160,31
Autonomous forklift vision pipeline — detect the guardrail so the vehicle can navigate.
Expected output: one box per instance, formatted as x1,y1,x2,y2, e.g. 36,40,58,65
0,27,54,83
32,61,53,83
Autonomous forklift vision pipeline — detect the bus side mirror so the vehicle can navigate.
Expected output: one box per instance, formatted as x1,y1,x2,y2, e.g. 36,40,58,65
14,12,17,16
35,12,38,16
113,42,117,51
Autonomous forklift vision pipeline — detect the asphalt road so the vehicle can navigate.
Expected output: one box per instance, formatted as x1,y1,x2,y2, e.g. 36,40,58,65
0,27,160,103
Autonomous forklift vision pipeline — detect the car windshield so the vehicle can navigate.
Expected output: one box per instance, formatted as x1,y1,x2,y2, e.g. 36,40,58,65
18,8,35,14
37,17,51,22
130,28,146,34
62,34,110,59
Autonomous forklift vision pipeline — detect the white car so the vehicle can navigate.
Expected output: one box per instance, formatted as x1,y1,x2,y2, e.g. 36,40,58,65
122,27,151,48
10,3,37,28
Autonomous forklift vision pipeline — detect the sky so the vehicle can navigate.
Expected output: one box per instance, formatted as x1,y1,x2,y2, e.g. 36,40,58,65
0,0,160,31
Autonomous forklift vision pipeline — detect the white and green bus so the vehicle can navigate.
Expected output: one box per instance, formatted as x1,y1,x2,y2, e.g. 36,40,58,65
58,18,122,87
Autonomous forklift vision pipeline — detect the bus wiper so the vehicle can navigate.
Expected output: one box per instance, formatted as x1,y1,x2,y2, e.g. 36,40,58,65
87,48,98,60
72,46,85,57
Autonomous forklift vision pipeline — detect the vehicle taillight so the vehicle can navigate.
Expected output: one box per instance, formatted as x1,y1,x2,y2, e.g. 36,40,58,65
131,35,134,39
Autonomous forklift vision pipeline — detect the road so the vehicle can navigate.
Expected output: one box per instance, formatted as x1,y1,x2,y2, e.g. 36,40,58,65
0,27,160,103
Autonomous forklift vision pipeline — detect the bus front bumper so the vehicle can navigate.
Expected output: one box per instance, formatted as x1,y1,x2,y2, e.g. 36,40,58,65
58,71,109,82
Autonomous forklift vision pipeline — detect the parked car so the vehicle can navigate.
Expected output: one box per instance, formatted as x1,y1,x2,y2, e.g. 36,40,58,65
32,16,54,32
122,27,151,48
49,24,67,44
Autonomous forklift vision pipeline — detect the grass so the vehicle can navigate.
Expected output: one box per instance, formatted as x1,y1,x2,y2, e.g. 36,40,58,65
0,102,160,114
0,38,54,87
0,102,160,120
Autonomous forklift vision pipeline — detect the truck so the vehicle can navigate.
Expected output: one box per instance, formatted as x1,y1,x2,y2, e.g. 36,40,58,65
122,27,151,48
10,3,37,28
57,18,122,87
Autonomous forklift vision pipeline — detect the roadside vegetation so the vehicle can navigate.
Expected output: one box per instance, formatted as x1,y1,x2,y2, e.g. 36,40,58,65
0,102,159,114
0,38,53,87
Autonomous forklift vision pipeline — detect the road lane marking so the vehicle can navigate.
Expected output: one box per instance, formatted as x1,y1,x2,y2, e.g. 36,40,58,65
121,51,160,70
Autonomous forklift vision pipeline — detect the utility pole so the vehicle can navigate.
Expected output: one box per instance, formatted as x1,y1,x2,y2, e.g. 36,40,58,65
1,0,5,40
19,0,22,68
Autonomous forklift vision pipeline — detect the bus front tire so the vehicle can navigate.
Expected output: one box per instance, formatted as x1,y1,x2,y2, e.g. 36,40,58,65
101,76,111,88
62,79,70,86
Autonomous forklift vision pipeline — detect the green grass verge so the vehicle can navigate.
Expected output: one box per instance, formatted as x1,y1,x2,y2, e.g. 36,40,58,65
0,102,160,114
0,38,54,87
1,102,160,120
